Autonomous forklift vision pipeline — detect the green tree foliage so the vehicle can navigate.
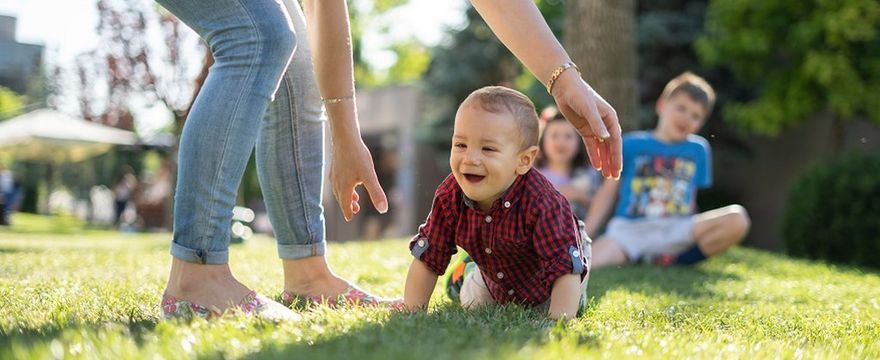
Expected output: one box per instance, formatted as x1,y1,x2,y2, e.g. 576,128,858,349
349,0,426,87
697,0,880,135
386,40,431,84
0,86,25,120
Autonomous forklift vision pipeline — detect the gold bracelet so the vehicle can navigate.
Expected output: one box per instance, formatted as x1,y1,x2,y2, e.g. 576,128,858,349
546,62,580,95
321,95,354,105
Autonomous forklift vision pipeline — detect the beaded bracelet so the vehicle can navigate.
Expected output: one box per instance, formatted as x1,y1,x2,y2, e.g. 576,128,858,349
546,62,580,95
321,95,354,105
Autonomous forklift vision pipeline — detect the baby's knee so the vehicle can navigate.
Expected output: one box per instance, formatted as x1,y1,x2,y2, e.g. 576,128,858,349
459,268,493,309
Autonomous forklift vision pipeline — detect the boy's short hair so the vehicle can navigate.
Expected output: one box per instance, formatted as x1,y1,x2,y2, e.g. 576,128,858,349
461,86,539,149
661,72,716,115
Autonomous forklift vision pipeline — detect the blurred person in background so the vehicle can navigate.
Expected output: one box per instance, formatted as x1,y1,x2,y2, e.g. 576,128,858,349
0,164,10,226
112,165,139,225
537,112,604,219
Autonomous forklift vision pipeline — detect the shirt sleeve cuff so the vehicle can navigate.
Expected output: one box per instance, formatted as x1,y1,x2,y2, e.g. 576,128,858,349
409,235,451,276
543,245,588,285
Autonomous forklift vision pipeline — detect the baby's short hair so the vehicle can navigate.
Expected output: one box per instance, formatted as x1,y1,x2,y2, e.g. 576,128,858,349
461,86,539,149
661,72,716,115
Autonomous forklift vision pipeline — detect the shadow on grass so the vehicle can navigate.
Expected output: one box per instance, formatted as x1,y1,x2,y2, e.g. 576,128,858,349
0,245,51,255
586,264,740,303
0,318,159,351
244,305,597,360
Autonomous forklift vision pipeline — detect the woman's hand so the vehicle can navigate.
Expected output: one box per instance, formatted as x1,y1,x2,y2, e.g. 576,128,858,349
552,70,623,180
329,133,388,221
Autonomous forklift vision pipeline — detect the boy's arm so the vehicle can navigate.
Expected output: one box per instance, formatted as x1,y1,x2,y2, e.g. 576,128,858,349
403,259,439,311
548,274,582,320
585,179,619,238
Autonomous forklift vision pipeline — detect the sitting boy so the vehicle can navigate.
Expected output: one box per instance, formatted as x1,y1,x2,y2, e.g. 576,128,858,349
403,86,590,320
587,72,750,268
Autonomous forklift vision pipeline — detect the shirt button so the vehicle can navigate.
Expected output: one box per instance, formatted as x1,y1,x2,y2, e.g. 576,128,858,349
503,201,511,208
484,248,492,254
508,289,515,295
485,215,492,223
572,250,580,257
417,239,425,247
496,272,504,279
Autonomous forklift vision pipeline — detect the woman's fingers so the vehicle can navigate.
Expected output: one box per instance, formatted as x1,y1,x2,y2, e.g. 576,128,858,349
363,171,389,213
597,99,623,179
336,187,353,222
582,135,603,171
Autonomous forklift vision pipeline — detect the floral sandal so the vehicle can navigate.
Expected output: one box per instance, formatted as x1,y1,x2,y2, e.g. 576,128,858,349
279,285,404,310
162,290,301,321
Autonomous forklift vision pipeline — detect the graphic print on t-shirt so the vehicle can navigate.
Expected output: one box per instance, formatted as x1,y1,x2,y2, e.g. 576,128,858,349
626,155,698,217
615,131,712,219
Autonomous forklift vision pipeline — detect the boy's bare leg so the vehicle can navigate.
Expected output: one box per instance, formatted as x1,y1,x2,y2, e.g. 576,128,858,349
692,204,751,256
590,237,629,269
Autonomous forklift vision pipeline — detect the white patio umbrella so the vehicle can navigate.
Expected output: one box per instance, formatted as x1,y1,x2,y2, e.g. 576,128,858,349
0,109,139,163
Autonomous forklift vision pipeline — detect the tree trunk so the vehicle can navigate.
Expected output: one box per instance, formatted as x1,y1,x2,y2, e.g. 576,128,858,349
564,0,638,131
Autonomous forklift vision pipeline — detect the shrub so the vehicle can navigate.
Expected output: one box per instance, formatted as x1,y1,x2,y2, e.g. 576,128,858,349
782,153,880,268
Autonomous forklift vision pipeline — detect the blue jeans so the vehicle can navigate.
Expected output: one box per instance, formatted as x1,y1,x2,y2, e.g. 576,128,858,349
159,0,327,264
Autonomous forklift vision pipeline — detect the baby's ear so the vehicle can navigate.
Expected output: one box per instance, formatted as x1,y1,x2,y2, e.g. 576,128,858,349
517,145,539,175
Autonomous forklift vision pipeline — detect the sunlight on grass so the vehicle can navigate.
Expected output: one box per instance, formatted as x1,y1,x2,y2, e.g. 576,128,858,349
1,216,878,359
3,213,100,235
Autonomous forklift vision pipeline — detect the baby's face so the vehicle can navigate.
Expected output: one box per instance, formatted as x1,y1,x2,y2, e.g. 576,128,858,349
450,105,530,210
656,92,707,142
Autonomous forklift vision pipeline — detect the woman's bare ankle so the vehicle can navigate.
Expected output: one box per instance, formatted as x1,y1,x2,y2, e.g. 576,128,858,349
282,256,349,297
164,257,251,310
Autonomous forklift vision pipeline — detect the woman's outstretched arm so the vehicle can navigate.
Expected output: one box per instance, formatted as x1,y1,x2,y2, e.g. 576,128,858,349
470,0,622,179
302,0,388,221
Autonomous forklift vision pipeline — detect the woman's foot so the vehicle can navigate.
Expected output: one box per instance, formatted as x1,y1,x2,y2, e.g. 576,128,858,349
279,284,403,309
163,290,300,321
164,257,299,320
281,256,402,309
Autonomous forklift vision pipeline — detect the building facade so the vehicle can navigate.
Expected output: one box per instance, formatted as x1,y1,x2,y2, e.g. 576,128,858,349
0,15,44,95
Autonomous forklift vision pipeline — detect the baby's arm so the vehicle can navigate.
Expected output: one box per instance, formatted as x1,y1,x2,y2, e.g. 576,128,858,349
403,259,439,311
548,274,582,320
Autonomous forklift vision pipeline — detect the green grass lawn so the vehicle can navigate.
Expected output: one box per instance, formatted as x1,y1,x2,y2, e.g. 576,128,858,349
1,214,878,359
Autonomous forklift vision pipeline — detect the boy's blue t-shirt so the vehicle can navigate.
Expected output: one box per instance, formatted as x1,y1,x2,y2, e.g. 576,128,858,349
615,131,712,219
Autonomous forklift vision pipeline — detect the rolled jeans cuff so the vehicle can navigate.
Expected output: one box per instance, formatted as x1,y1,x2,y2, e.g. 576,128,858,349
170,241,229,264
278,241,326,260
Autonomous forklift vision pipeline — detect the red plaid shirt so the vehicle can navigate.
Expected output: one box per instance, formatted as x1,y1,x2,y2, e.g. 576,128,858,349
410,168,588,306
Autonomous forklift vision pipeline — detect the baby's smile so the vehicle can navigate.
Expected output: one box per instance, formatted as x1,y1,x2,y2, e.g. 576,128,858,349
463,173,486,183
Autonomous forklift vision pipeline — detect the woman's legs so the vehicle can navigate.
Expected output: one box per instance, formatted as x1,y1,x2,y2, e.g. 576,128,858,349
159,0,296,310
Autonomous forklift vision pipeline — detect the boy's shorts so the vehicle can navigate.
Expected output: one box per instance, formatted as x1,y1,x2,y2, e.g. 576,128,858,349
451,221,592,313
604,216,695,261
